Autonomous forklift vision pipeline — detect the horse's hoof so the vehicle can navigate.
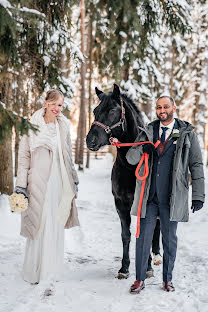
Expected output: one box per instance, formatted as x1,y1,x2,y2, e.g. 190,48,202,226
153,253,162,266
117,272,129,279
146,269,154,279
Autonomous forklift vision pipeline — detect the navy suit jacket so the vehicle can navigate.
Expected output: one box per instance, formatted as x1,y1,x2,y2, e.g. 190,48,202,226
148,119,179,204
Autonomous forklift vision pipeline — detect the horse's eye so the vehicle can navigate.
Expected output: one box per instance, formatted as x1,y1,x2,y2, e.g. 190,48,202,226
108,109,118,122
109,109,117,115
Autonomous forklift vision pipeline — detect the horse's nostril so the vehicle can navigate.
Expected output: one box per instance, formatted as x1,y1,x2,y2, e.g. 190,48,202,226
89,138,96,146
86,140,96,150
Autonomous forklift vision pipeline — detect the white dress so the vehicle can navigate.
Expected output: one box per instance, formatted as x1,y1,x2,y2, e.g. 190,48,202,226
23,123,64,284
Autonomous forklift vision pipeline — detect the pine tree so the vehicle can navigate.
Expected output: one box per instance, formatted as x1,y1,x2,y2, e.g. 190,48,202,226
93,0,191,87
0,0,82,194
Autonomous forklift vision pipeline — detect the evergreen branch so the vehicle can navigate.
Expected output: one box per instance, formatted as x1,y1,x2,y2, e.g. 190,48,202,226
0,101,39,143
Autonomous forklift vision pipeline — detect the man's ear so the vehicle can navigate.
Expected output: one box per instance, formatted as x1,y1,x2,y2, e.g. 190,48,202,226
112,84,120,100
95,87,103,100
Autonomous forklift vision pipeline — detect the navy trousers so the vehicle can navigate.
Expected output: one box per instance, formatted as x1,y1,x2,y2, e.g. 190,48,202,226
135,197,178,282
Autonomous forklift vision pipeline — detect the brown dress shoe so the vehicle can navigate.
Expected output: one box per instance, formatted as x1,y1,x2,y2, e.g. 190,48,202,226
130,280,145,294
163,281,175,292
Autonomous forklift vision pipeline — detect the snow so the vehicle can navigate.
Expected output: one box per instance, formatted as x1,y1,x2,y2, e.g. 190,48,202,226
43,56,51,67
119,31,127,38
50,32,60,44
19,7,45,17
11,81,18,89
67,42,85,63
0,154,208,312
0,101,6,109
0,0,11,8
141,111,150,125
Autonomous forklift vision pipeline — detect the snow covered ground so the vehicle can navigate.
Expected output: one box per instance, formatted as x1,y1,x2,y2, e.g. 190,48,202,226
0,154,208,312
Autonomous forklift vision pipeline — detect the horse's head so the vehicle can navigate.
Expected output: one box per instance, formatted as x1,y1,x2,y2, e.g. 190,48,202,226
86,84,125,151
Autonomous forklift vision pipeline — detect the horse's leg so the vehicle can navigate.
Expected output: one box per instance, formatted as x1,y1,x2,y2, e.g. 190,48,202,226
152,218,160,255
152,218,162,265
115,198,131,279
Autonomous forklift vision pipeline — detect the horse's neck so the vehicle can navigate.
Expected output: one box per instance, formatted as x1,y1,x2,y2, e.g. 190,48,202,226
116,99,140,164
121,98,140,142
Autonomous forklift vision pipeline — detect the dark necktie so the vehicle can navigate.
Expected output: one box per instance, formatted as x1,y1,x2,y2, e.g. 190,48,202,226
161,127,168,143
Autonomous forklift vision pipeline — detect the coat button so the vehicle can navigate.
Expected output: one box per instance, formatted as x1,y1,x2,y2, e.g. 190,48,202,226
157,174,160,176
158,161,160,164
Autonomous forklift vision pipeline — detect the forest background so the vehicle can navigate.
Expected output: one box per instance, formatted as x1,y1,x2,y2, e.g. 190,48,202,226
0,0,208,195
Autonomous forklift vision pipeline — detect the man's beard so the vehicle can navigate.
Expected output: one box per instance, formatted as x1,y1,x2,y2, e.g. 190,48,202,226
157,110,174,122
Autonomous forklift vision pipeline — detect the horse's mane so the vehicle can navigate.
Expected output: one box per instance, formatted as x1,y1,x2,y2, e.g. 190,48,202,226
121,93,144,127
97,90,144,128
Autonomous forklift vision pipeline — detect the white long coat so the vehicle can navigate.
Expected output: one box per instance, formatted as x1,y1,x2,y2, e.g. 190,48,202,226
16,108,79,239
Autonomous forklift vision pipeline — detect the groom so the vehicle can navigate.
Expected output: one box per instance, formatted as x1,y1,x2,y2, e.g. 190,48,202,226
126,96,205,293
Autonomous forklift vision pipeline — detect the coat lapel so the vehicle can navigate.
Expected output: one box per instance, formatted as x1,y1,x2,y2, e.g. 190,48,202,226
152,121,160,156
161,120,179,156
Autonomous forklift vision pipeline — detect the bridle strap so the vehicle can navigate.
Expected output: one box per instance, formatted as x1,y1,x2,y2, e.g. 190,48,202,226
120,97,125,119
92,121,112,134
92,97,125,134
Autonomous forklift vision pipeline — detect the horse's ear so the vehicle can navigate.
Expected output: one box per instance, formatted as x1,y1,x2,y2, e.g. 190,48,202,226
95,87,103,99
112,84,120,99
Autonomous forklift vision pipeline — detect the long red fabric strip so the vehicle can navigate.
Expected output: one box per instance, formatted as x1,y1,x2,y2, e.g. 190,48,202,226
110,138,160,238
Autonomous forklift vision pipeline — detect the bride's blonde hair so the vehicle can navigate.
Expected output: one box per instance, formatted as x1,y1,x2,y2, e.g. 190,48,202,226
45,89,64,104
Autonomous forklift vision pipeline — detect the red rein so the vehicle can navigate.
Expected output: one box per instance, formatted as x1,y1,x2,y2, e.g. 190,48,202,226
109,138,160,238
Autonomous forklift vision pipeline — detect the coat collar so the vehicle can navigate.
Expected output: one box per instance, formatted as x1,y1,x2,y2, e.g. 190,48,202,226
159,119,179,156
139,118,194,141
29,108,69,152
138,118,194,157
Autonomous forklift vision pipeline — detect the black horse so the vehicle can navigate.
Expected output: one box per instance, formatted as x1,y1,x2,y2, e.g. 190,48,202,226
86,84,160,278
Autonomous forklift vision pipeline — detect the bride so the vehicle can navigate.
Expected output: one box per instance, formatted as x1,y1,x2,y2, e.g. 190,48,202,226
15,89,79,284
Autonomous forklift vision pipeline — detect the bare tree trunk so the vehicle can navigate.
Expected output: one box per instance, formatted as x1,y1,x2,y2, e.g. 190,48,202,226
76,0,86,170
86,13,93,169
75,119,81,164
0,136,13,194
0,74,14,194
14,129,19,177
122,64,129,82
192,38,207,152
170,41,175,98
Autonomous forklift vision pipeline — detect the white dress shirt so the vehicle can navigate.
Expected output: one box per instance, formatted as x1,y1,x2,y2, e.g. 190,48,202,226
159,119,175,141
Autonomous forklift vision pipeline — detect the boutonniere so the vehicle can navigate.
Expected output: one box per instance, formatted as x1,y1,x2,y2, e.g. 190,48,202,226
170,129,180,142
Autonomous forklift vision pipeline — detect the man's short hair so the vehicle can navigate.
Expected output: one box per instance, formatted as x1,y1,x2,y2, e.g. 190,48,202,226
156,96,175,106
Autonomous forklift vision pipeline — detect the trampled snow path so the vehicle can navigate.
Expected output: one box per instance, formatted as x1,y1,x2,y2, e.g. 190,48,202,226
0,154,208,312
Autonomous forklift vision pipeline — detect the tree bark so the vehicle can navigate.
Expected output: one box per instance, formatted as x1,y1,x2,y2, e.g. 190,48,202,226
76,0,86,170
122,64,129,82
170,41,175,98
0,74,14,194
0,136,13,195
86,12,93,169
14,129,19,177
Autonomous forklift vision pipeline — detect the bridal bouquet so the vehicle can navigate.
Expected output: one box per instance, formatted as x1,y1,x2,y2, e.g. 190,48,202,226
9,193,28,212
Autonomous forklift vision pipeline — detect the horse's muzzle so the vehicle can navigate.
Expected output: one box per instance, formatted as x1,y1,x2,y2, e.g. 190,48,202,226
88,145,99,152
86,135,100,151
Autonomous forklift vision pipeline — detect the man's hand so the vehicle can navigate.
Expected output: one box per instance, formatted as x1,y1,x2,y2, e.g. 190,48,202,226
142,143,155,155
191,200,203,213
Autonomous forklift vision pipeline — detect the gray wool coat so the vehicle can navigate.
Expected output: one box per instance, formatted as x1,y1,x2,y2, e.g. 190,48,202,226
126,118,205,222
